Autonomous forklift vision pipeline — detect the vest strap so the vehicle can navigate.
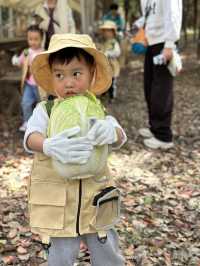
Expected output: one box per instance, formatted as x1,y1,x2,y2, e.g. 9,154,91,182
45,100,54,117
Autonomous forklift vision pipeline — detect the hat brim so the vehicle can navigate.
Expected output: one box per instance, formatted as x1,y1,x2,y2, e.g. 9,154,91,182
99,25,117,32
31,45,112,95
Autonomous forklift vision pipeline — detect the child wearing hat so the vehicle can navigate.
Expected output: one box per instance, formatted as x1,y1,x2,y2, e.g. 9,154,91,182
23,33,126,265
99,20,121,102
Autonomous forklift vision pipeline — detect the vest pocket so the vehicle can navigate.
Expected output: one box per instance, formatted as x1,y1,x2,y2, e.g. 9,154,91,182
90,186,121,230
29,182,66,229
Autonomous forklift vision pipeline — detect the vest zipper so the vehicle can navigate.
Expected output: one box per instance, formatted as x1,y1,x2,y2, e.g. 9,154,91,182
76,179,82,235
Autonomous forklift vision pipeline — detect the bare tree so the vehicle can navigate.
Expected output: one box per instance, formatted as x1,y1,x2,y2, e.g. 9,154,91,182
193,0,198,40
197,0,200,58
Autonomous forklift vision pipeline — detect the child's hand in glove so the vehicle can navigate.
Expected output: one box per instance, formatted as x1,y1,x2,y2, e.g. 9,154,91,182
43,126,93,164
87,117,118,146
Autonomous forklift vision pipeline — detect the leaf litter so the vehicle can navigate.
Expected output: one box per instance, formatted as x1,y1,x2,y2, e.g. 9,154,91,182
0,48,200,265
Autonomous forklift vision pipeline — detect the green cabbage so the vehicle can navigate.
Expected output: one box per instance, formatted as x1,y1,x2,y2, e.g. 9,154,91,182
47,92,108,179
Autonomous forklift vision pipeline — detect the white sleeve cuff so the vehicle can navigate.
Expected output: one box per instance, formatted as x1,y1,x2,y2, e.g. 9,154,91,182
23,127,45,154
23,102,49,153
164,41,176,49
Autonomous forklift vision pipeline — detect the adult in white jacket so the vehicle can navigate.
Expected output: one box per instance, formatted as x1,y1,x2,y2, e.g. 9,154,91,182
135,0,182,149
34,0,76,49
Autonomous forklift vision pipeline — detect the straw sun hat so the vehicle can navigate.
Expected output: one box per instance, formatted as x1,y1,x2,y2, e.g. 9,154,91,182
99,20,117,33
31,34,112,95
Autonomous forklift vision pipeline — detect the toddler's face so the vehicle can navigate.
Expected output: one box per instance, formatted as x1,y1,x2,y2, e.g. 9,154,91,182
111,9,118,17
51,56,94,98
27,31,42,50
102,29,115,39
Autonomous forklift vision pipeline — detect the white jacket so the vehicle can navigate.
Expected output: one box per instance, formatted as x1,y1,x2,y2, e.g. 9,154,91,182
35,0,76,34
135,0,182,48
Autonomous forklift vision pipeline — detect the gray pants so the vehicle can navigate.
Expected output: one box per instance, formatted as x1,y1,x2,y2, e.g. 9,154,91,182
48,229,125,266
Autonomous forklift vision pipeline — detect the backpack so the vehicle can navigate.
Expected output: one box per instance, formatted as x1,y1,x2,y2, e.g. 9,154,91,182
45,99,54,117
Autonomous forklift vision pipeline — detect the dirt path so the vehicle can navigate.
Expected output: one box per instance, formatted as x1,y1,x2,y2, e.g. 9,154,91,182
0,50,200,265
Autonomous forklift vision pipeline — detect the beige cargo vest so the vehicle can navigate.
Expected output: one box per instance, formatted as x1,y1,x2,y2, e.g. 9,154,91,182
28,153,121,242
100,39,120,78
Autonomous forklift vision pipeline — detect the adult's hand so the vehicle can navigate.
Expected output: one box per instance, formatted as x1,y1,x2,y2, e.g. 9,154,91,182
162,48,173,61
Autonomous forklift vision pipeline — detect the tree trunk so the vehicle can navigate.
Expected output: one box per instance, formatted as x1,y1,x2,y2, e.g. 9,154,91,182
182,0,190,45
193,0,198,41
124,0,129,30
197,25,200,59
81,0,95,34
196,0,200,58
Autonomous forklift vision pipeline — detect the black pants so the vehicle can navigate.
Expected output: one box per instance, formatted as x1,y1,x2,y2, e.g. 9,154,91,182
109,78,117,99
103,78,117,100
144,43,173,142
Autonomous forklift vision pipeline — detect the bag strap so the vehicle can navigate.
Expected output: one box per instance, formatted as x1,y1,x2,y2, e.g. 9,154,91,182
144,0,151,26
45,100,54,117
44,7,60,27
23,48,29,57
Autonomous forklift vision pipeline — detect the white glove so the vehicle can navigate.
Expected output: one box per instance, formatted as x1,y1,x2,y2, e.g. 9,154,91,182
11,55,20,66
87,117,118,146
43,127,93,164
168,50,182,77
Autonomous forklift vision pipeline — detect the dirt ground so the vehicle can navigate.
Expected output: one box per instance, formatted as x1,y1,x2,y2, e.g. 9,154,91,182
0,48,200,265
